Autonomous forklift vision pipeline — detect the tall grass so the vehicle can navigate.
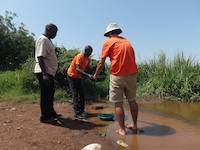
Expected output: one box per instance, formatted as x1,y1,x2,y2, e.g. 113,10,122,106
137,52,200,102
0,70,22,94
0,70,39,102
0,69,65,102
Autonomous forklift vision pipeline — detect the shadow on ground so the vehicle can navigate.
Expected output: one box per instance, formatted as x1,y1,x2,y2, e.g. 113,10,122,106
42,114,108,130
139,120,176,136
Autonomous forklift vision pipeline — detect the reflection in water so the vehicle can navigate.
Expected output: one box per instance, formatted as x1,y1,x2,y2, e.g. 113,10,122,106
130,135,138,150
114,130,139,150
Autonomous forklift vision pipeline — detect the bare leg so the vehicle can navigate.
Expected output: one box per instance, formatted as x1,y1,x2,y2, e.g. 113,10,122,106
127,101,138,133
115,102,126,136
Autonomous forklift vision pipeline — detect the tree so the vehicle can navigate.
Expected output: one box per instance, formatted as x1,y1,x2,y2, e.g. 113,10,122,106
0,11,35,71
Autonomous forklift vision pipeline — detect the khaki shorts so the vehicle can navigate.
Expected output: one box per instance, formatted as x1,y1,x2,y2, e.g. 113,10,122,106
109,74,137,103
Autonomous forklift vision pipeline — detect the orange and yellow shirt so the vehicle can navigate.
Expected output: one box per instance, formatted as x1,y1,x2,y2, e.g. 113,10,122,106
67,53,90,78
101,36,138,76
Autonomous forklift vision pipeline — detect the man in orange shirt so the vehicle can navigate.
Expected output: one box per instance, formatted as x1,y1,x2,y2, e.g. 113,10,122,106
93,23,138,135
67,45,93,119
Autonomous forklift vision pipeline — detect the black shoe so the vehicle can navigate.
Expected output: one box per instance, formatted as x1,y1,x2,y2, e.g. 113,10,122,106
40,117,58,124
81,112,89,118
74,113,87,120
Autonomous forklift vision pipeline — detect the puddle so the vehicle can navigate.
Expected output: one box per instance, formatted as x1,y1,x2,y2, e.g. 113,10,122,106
139,101,200,125
88,101,200,150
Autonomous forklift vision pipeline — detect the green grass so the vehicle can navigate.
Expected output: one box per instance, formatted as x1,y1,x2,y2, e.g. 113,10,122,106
0,70,22,94
0,70,38,102
0,70,71,102
0,90,39,103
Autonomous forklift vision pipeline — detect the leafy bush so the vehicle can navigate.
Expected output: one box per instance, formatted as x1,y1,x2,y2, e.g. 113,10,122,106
21,57,38,93
0,11,35,71
19,48,109,101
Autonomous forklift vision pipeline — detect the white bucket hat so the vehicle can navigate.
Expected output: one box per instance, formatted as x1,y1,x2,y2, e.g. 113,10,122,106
104,22,122,37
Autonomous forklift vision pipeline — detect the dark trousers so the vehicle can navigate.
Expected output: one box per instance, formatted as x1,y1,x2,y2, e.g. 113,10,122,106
68,76,85,115
36,73,56,119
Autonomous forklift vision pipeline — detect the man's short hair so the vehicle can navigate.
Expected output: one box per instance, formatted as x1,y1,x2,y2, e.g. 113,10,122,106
84,45,93,53
45,23,58,32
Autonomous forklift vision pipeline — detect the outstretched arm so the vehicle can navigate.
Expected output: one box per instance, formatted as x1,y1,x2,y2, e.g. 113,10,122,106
76,65,92,78
93,58,106,80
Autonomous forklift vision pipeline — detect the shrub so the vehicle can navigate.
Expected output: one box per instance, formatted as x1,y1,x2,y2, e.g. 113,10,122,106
19,48,110,100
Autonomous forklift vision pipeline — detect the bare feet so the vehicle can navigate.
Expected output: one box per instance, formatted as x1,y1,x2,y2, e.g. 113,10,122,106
126,124,138,134
116,128,126,136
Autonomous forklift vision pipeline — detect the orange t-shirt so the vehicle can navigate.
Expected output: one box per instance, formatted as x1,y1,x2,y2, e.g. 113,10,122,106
101,36,138,76
67,53,90,78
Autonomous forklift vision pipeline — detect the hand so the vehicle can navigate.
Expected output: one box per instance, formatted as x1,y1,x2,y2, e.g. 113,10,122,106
93,74,98,80
88,74,94,80
43,73,53,86
43,73,51,81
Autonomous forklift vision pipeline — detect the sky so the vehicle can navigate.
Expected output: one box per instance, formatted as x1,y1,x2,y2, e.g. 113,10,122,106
1,0,200,62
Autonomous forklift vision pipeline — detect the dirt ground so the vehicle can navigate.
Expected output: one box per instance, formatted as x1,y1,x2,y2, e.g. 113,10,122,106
1,100,200,150
0,101,118,150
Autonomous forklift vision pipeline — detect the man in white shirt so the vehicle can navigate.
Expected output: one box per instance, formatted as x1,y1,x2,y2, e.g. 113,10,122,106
34,24,61,123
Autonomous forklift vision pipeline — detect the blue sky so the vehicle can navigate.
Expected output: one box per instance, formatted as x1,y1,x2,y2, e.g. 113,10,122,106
1,0,200,62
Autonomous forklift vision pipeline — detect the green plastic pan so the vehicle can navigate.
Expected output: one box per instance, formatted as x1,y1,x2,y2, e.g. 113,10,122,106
98,113,114,121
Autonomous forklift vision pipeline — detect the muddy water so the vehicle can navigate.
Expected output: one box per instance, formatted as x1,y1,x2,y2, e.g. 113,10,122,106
139,101,200,125
90,101,200,150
